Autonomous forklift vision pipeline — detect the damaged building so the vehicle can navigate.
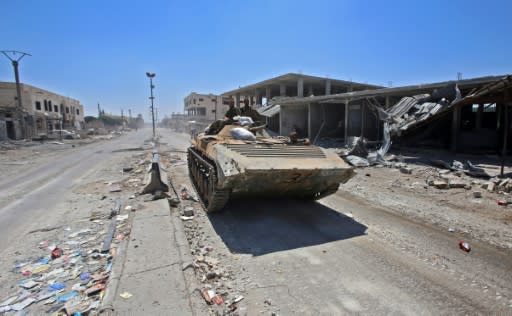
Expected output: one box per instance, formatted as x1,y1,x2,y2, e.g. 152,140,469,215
256,74,512,154
221,73,382,133
0,82,85,140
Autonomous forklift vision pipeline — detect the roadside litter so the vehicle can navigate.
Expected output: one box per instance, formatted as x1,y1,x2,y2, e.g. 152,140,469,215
0,200,131,314
180,185,199,201
459,241,471,252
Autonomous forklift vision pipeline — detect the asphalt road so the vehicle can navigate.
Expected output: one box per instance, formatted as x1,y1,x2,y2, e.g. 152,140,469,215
0,130,150,250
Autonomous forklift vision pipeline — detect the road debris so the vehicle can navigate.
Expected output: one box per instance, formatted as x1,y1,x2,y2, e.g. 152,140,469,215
0,198,132,314
119,292,133,299
459,241,471,252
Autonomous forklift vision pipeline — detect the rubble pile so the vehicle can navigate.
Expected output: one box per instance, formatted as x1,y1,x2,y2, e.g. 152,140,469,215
0,207,131,314
178,203,246,315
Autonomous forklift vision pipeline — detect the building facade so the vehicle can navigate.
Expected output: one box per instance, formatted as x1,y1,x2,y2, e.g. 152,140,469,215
0,82,85,140
183,92,232,121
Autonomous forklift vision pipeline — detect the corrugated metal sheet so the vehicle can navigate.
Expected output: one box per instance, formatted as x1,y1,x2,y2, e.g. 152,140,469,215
257,104,280,117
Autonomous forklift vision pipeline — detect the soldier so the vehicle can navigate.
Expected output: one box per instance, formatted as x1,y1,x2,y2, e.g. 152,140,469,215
241,98,263,124
224,98,240,123
206,98,240,135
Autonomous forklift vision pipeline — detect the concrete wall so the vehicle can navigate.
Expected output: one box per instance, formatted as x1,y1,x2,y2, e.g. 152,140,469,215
280,104,308,137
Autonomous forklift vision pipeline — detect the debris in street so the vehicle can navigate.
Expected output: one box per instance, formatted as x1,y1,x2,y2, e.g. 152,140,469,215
28,225,62,234
181,216,194,221
119,292,133,299
183,206,195,217
473,191,482,198
0,193,131,314
497,200,509,206
400,167,412,174
459,241,471,252
345,155,370,167
180,185,199,201
51,247,63,259
123,167,134,172
10,297,36,311
433,181,449,189
168,197,180,207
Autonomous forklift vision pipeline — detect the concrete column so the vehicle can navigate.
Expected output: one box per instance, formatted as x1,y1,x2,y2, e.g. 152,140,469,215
250,96,255,105
280,84,286,97
476,104,483,129
451,105,461,153
344,100,349,144
308,103,312,140
297,78,304,97
265,86,271,102
307,85,313,97
361,101,366,137
254,89,261,105
325,80,331,95
236,93,241,108
385,96,390,109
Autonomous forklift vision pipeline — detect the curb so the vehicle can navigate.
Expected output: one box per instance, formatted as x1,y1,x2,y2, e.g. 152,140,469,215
99,213,132,315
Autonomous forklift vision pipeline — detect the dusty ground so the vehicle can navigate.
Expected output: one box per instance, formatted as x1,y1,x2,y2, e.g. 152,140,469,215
340,149,512,250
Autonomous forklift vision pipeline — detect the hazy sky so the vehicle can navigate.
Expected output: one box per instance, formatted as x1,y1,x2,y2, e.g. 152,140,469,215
1,0,511,119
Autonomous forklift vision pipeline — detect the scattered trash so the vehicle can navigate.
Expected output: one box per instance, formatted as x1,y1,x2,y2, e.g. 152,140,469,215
433,181,449,189
10,297,36,311
49,283,66,291
473,191,482,198
168,197,180,207
180,216,194,221
180,186,199,201
228,295,244,306
183,206,195,217
85,284,105,296
51,247,63,259
459,241,471,252
448,228,455,232
28,225,62,234
56,291,78,303
400,167,412,174
119,292,133,299
20,279,39,289
345,155,370,167
108,185,122,192
80,272,91,281
497,200,509,206
125,205,133,211
123,167,134,172
201,289,224,305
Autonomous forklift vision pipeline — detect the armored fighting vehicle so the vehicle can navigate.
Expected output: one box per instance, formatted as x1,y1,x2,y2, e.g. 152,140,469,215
187,124,354,212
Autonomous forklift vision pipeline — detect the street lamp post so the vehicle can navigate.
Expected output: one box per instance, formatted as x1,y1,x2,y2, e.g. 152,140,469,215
146,72,156,138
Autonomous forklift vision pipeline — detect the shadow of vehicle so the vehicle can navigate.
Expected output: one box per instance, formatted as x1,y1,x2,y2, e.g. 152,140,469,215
208,198,367,256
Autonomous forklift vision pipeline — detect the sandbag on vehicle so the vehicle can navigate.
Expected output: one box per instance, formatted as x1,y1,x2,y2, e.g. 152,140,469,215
230,127,256,141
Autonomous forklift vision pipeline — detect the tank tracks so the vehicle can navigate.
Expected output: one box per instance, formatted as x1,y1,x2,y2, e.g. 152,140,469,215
187,147,231,213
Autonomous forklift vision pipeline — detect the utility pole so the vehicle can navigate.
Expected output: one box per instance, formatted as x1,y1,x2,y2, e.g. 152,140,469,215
146,72,156,138
1,50,31,139
97,103,101,117
155,108,158,126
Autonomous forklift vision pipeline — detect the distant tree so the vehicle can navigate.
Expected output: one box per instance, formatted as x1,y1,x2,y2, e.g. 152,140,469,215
84,116,98,123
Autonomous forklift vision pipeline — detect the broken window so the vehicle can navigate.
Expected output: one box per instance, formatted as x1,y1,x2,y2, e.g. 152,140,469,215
35,101,41,111
54,105,58,112
44,100,48,111
66,107,70,114
76,109,80,115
